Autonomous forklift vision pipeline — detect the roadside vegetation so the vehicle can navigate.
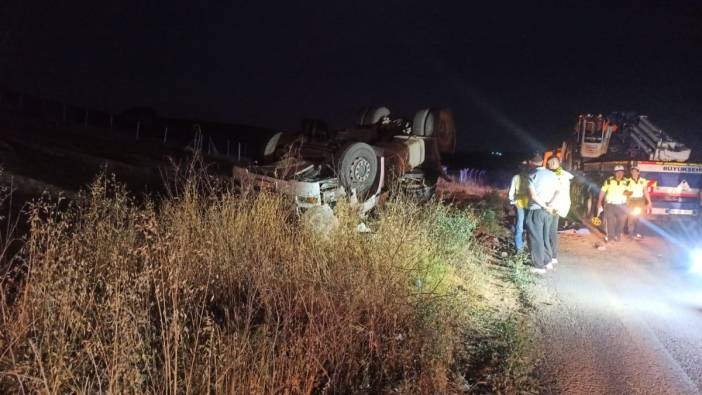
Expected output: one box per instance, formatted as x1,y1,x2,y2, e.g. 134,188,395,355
0,165,538,393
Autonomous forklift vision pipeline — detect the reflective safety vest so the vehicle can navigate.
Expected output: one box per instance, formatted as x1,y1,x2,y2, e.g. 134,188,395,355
627,176,648,199
509,174,530,208
601,177,630,204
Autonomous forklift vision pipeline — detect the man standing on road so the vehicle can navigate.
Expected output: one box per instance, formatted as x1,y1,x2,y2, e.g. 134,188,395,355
627,165,652,240
597,165,630,242
526,153,559,274
546,155,574,264
508,161,530,253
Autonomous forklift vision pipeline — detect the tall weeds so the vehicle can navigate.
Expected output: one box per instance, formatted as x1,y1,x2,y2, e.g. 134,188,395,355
0,173,503,394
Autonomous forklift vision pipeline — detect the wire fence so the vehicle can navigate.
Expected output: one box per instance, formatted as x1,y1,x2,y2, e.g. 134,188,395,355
445,167,512,189
0,87,252,162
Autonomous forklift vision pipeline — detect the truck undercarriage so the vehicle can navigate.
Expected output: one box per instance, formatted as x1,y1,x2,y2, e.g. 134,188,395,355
232,107,456,213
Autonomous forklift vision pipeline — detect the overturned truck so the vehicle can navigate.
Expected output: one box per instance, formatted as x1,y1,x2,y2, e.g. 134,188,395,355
233,107,456,213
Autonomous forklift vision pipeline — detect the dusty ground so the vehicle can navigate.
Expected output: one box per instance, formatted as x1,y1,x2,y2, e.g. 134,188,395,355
531,230,702,394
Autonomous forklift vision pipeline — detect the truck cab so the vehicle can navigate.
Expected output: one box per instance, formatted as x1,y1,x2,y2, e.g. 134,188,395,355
637,161,701,217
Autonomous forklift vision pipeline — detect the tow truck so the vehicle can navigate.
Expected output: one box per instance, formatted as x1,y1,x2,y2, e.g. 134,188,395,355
232,107,456,214
559,113,701,222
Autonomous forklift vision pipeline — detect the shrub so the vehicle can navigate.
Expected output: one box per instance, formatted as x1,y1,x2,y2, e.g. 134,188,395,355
0,174,499,394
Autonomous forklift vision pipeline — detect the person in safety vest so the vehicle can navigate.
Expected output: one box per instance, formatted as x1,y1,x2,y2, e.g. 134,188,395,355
626,165,652,240
508,161,531,253
546,155,574,264
597,165,630,242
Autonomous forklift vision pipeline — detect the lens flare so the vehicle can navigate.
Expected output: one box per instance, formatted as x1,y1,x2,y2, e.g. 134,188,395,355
690,249,702,274
631,207,642,216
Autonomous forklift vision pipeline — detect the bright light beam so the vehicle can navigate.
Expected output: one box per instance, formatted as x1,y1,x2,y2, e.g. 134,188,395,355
416,53,549,153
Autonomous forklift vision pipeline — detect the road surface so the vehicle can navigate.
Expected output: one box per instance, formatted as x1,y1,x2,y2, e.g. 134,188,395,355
533,231,702,394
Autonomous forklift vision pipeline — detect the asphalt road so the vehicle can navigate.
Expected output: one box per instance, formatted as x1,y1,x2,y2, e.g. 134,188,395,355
533,231,702,394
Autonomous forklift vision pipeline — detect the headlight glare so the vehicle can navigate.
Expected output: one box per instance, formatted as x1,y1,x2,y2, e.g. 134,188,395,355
690,249,702,274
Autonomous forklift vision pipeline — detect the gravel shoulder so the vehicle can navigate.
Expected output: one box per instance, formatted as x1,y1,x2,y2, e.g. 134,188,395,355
530,232,702,394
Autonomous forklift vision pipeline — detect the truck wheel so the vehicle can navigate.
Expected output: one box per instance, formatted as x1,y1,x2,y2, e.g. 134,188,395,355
412,108,435,137
261,131,282,163
336,142,378,196
357,106,391,126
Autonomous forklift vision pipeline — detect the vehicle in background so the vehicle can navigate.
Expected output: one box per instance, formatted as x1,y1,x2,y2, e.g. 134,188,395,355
232,107,456,213
572,160,701,221
560,113,701,223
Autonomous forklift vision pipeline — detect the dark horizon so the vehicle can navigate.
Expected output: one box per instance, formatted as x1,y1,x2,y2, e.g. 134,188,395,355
1,1,700,152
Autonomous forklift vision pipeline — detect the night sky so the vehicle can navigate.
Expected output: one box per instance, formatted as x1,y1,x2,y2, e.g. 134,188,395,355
1,0,700,152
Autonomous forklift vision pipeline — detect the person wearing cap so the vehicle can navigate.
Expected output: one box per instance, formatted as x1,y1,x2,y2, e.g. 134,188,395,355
626,165,652,239
526,152,559,273
597,165,630,242
546,155,574,264
508,161,531,253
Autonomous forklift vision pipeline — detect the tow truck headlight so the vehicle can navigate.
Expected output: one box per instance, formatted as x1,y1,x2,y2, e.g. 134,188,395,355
690,249,702,275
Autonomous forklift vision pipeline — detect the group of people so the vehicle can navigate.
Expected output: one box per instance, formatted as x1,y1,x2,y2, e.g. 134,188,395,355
596,164,652,242
509,154,652,273
508,153,573,274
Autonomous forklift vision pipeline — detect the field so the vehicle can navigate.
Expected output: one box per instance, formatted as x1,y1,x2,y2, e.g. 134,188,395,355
0,163,538,393
0,106,538,393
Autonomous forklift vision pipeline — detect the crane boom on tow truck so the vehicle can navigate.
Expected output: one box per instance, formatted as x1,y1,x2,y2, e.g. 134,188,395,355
558,113,701,223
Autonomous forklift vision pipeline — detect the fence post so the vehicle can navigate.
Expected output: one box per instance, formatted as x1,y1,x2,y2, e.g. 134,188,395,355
163,127,168,144
193,125,203,152
237,142,241,161
227,139,230,157
136,121,140,140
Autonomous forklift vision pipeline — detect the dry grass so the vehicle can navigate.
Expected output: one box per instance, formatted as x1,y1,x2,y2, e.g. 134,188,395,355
0,167,532,394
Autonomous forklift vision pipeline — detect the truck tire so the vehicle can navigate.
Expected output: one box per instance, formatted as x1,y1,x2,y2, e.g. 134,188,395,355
357,106,391,126
261,131,282,163
412,108,435,137
336,142,378,196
